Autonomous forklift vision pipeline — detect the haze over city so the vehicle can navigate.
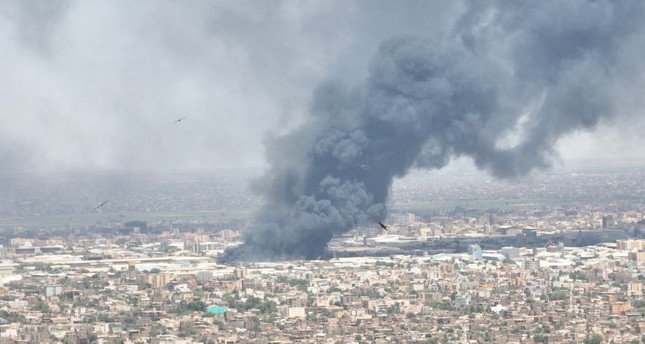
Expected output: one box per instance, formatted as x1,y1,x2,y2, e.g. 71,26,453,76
1,1,645,343
1,0,645,175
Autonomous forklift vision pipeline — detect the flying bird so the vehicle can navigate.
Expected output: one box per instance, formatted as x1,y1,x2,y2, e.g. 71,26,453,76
378,222,389,231
95,199,109,209
174,116,186,124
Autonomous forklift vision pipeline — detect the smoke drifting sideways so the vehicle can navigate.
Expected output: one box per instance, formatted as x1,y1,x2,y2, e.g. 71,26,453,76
219,1,645,263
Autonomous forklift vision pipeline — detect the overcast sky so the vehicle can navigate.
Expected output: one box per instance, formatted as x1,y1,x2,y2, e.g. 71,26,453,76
1,0,643,174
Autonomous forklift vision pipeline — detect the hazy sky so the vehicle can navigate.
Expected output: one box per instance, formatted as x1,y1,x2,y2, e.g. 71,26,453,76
1,0,643,174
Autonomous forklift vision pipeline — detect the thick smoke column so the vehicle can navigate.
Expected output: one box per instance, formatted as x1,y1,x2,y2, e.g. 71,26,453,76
220,1,645,262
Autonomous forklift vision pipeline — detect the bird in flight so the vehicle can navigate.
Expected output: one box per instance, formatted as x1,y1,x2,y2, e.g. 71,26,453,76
378,221,389,231
95,199,109,209
174,116,186,124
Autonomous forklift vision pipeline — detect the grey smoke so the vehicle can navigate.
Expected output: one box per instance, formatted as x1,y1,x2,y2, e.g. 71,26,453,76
221,0,645,262
0,1,361,172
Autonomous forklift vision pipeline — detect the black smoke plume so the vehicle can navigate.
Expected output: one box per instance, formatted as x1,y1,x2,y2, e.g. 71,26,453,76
220,1,645,262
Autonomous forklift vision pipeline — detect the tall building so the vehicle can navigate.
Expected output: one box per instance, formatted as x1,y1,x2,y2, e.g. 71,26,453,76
468,244,483,260
407,213,416,224
137,273,170,289
523,259,540,272
128,261,137,278
627,282,643,297
602,215,615,229
617,239,645,250
489,213,497,226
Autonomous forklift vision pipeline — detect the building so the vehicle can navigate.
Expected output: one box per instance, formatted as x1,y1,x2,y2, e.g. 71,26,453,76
286,307,306,318
45,285,63,298
602,215,615,229
498,226,518,236
610,302,631,314
523,259,540,272
545,241,565,254
468,245,483,260
137,273,170,289
206,306,228,316
0,264,15,276
501,247,520,259
627,283,643,297
628,251,645,262
617,239,645,250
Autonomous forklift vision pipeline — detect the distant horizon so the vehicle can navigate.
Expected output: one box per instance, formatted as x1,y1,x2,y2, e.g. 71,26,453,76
2,156,644,177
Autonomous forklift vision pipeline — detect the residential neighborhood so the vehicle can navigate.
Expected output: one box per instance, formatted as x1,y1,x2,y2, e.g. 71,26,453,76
1,226,643,344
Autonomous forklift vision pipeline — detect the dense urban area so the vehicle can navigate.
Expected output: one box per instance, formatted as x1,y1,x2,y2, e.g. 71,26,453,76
0,160,644,344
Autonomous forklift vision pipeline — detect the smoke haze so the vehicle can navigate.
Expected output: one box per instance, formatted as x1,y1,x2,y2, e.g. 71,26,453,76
1,1,645,261
222,0,645,261
0,1,361,171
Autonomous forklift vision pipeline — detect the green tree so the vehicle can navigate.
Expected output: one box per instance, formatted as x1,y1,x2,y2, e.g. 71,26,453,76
584,334,602,344
122,315,137,328
178,322,195,337
0,310,26,323
213,319,225,330
32,301,50,313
